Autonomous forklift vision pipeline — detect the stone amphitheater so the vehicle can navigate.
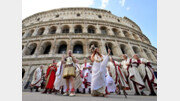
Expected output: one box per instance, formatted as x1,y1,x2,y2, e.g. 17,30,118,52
22,7,157,89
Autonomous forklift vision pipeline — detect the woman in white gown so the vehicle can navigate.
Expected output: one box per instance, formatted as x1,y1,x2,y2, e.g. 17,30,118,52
90,47,111,97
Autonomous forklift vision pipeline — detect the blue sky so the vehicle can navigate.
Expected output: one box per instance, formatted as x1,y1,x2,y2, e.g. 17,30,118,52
91,0,157,47
23,0,157,47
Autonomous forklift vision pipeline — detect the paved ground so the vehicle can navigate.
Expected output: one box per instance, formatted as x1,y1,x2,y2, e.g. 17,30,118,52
22,92,157,101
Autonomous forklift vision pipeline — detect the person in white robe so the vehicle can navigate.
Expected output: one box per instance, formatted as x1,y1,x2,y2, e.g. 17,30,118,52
107,57,129,95
133,54,157,96
90,47,111,97
30,65,43,92
53,58,65,94
80,58,92,94
106,69,116,93
121,54,146,95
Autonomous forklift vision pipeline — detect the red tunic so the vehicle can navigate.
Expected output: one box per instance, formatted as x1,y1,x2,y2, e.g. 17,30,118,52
45,63,57,89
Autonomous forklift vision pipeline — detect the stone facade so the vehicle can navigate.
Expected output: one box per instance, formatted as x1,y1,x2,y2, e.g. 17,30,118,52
22,7,157,89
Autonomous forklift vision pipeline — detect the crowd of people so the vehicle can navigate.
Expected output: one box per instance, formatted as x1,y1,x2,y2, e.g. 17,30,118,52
29,45,157,97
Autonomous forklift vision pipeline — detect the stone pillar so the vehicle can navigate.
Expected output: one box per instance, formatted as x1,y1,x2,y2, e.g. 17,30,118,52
23,30,30,38
114,41,121,56
119,29,125,37
128,31,135,39
107,27,114,36
49,39,56,55
69,24,74,33
100,39,107,55
148,49,157,62
67,38,72,51
96,24,101,34
56,25,62,34
139,46,149,59
83,24,88,33
32,27,38,36
83,38,89,57
34,40,42,56
43,26,50,35
127,43,135,57
22,41,29,56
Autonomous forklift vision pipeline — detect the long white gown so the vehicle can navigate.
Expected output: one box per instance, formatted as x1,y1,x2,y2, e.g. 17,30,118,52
54,61,65,90
106,70,116,93
31,67,43,87
91,54,109,94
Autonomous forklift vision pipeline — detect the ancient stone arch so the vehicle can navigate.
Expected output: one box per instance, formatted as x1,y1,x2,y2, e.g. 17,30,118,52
105,42,114,55
39,41,52,54
62,25,70,33
37,27,45,36
26,29,34,38
73,41,83,54
56,41,67,54
123,30,131,38
24,43,37,55
143,49,153,61
49,26,57,34
112,28,119,36
132,46,143,58
100,26,107,34
87,25,96,34
74,25,82,33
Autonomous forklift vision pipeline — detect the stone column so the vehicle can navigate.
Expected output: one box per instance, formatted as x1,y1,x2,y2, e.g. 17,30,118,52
69,24,74,33
22,30,29,38
127,43,135,57
148,49,157,62
119,29,125,37
100,39,107,54
43,26,50,35
32,27,38,36
22,41,29,56
34,40,42,56
49,39,56,55
96,24,101,34
139,45,149,59
107,27,114,36
56,24,62,34
83,24,88,33
128,31,135,39
115,41,123,56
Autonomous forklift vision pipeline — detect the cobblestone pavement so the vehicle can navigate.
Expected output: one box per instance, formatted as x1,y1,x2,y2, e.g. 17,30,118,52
22,91,157,101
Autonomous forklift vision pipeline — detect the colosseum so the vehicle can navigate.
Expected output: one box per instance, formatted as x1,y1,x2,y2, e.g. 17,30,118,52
22,7,157,89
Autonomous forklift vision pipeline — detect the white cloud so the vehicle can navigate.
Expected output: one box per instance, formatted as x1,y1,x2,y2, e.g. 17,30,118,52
119,0,126,7
100,0,109,9
22,0,94,19
126,7,130,11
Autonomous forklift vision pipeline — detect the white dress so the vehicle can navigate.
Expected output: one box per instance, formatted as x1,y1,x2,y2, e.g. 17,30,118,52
106,70,116,93
31,67,42,87
54,61,65,90
91,54,109,94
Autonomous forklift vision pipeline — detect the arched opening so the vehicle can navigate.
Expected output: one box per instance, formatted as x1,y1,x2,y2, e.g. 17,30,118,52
40,42,52,54
73,42,83,54
87,25,95,34
24,69,36,89
105,43,113,55
74,25,82,33
25,43,37,55
100,26,107,34
112,28,119,36
22,68,25,79
37,27,45,36
132,46,142,58
57,41,67,54
123,31,131,38
49,26,57,34
26,30,34,38
143,49,153,61
62,25,69,33
132,33,139,40
89,41,99,48
120,44,127,54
